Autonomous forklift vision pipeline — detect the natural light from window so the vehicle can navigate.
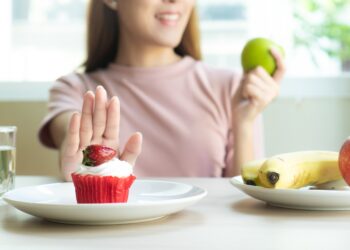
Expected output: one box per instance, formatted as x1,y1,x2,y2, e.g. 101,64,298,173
0,0,349,82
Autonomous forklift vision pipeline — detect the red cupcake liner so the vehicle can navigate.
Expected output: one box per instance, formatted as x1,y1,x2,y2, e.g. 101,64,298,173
71,173,136,203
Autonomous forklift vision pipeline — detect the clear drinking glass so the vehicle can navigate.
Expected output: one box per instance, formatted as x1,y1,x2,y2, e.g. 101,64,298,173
0,126,16,197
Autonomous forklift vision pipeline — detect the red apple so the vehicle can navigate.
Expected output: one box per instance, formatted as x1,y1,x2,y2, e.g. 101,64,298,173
339,137,350,185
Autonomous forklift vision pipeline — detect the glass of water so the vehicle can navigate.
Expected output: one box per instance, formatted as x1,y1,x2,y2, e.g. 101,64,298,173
0,126,16,197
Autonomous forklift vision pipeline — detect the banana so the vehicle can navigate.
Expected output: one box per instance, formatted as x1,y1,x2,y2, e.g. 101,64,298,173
241,159,266,186
258,151,341,189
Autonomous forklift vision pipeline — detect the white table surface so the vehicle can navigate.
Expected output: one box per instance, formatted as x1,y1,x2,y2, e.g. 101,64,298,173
1,176,350,250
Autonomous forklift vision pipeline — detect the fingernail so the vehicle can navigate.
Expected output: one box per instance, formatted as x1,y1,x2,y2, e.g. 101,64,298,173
111,96,119,104
96,85,104,91
85,90,94,96
256,66,263,71
136,132,143,139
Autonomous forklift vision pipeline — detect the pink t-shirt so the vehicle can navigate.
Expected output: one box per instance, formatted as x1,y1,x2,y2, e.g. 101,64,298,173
39,56,264,177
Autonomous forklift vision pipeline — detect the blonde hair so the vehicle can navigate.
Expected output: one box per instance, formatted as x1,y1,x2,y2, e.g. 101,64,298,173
84,0,202,73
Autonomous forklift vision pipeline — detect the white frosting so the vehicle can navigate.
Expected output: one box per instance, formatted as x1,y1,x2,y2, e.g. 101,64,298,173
75,158,133,177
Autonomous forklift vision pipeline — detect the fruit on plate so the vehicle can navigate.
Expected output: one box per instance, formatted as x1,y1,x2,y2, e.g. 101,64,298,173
82,144,117,166
339,137,350,185
241,37,284,75
258,151,341,189
241,159,266,186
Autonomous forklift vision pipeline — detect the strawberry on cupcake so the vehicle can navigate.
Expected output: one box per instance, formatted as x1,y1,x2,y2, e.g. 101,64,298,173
71,144,136,203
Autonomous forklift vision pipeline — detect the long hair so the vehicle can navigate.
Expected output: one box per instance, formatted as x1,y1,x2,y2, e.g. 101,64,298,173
83,0,202,73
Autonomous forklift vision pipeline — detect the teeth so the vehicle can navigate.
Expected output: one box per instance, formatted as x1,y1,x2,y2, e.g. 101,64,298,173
157,14,179,21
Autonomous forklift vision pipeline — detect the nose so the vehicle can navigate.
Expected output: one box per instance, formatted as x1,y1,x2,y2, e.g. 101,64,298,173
163,0,177,3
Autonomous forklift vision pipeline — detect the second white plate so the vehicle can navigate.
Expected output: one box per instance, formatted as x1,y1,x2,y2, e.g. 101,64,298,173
230,176,350,210
3,179,207,225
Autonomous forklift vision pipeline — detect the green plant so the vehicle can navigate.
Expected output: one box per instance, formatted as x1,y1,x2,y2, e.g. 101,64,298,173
293,0,350,71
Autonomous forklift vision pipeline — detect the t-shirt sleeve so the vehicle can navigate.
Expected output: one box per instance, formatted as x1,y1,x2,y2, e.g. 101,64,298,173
38,73,86,149
224,73,266,171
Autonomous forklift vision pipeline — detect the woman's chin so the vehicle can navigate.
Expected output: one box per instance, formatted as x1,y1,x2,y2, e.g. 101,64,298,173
152,37,182,50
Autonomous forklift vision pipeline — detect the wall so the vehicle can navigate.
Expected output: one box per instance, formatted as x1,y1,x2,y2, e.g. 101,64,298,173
0,101,60,177
261,75,350,156
264,98,350,156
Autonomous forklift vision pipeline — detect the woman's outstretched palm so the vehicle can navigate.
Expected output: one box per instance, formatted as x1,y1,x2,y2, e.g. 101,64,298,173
60,86,142,181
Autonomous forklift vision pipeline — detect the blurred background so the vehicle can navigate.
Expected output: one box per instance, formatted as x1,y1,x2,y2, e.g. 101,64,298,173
0,0,349,176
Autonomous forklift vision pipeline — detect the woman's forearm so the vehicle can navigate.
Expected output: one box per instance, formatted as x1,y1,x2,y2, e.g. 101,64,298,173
49,111,75,179
49,111,74,148
224,122,254,177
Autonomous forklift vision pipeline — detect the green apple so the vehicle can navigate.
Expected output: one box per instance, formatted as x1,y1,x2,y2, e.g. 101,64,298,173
241,38,285,75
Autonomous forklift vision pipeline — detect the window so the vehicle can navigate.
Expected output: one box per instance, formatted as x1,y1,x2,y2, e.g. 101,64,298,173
1,0,86,81
0,0,348,83
199,0,248,69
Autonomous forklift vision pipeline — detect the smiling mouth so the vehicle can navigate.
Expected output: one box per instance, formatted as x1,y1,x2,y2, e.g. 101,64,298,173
155,13,180,26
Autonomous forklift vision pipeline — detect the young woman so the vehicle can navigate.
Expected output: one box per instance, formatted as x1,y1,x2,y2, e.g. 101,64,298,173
39,0,285,181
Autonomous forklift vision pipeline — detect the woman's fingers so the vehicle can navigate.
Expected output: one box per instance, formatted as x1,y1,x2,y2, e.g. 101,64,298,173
244,83,268,107
242,67,279,101
104,96,120,149
79,91,94,149
254,67,279,97
120,132,143,166
92,86,108,143
254,66,277,87
270,47,286,82
65,112,81,156
79,87,120,151
242,73,266,99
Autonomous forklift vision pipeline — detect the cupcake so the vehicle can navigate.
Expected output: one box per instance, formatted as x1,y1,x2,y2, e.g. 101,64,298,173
71,145,136,203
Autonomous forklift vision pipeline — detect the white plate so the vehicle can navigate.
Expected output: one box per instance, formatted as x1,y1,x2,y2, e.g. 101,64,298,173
230,176,350,210
3,180,207,225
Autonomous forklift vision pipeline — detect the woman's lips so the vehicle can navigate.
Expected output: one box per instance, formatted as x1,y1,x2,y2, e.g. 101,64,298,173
155,12,180,26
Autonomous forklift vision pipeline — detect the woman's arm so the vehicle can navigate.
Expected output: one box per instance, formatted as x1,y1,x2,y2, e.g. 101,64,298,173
49,111,75,179
49,111,75,148
224,48,286,177
224,122,254,177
